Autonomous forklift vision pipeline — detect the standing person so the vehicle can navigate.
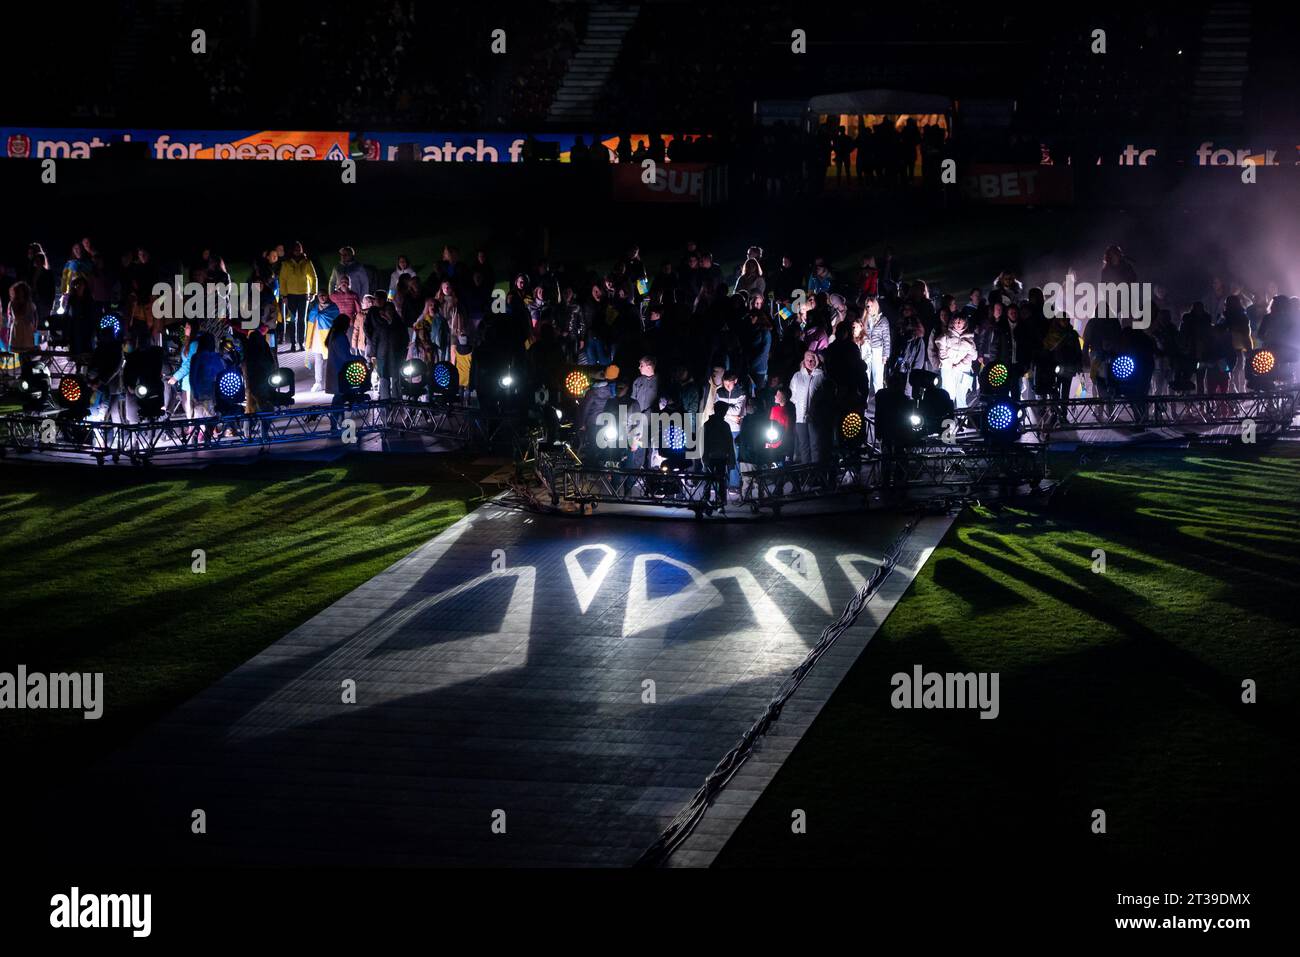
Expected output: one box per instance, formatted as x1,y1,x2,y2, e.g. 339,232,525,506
187,333,225,441
1221,295,1253,392
366,297,410,400
65,275,97,353
1180,302,1214,393
166,320,199,418
861,296,891,395
746,309,773,389
896,315,935,397
715,371,748,491
5,281,38,356
630,356,660,468
790,349,826,464
329,246,369,300
702,401,737,504
278,241,318,353
388,255,417,298
767,386,793,462
1039,310,1083,418
413,297,450,364
305,291,340,395
330,274,361,321
30,253,56,326
932,312,977,408
734,258,766,299
59,243,91,302
242,323,278,413
441,288,471,396
1083,309,1123,399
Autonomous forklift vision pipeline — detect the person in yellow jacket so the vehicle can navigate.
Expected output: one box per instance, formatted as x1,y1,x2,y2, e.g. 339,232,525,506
278,241,318,353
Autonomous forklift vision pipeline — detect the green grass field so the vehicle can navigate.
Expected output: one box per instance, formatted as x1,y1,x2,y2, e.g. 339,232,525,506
716,444,1300,873
1,440,1295,875
0,453,495,773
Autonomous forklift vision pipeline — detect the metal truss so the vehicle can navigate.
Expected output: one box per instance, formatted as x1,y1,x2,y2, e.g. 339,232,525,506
535,443,1044,515
1,399,525,464
383,401,525,450
884,444,1048,489
743,457,879,514
545,460,727,515
948,389,1299,437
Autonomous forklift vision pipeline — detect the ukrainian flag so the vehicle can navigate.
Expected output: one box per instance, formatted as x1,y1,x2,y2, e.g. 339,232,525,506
305,302,340,353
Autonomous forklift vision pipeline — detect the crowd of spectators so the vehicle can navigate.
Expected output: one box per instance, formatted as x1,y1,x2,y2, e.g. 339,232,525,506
5,231,1296,486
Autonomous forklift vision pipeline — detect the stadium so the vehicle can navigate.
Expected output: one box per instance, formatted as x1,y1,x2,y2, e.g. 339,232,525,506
1,0,1295,941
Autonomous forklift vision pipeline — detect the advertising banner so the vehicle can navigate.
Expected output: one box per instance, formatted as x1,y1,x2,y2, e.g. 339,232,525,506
960,164,1074,205
1,129,351,161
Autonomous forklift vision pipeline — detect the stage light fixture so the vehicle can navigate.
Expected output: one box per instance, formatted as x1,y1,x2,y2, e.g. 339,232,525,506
840,411,863,441
398,358,428,399
134,378,165,418
98,313,122,339
58,374,91,416
340,359,370,402
665,423,688,452
18,361,51,411
985,362,1009,389
565,370,591,397
430,360,457,396
982,399,1019,441
1111,354,1136,381
1246,348,1281,390
269,368,296,406
216,369,245,415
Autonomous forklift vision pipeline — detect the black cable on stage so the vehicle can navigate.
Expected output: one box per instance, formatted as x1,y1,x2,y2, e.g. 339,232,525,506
634,513,925,868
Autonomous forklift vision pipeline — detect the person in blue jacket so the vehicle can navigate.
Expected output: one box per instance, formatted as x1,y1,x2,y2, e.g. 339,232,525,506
166,320,199,417
187,333,226,440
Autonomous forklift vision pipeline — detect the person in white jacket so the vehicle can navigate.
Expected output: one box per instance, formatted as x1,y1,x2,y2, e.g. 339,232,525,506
388,256,417,298
930,312,978,407
789,350,827,464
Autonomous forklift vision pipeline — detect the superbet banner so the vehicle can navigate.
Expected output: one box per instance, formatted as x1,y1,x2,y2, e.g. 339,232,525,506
0,128,653,162
960,164,1074,205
